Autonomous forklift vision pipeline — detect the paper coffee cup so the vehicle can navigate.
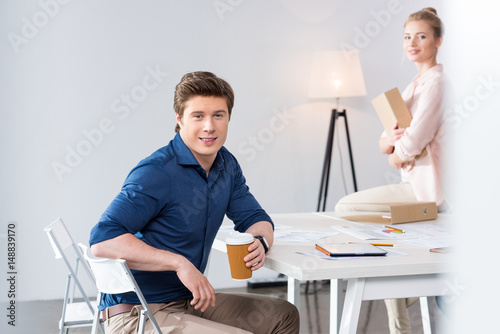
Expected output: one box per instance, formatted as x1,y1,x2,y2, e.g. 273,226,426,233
225,232,254,280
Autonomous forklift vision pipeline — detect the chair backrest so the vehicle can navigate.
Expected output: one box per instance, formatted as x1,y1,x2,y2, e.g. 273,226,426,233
79,244,162,334
44,218,105,334
80,244,136,294
45,217,76,259
44,217,96,286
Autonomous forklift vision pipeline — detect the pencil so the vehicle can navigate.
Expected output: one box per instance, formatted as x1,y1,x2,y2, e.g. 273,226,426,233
384,225,405,233
315,244,331,256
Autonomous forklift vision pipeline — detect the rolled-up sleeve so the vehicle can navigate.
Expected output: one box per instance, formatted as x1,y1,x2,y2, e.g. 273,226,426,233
395,76,444,161
225,158,273,233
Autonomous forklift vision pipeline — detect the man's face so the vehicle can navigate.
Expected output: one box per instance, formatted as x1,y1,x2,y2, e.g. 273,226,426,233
176,95,229,169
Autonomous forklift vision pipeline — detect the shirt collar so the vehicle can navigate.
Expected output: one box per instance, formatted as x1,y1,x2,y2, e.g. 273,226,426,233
413,64,443,86
172,132,225,171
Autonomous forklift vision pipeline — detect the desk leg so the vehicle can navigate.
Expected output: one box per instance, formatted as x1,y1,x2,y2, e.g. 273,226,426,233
420,296,432,334
287,276,301,309
339,278,365,334
329,279,344,334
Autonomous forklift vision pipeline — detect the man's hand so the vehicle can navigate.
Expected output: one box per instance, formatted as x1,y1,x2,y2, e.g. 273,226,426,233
244,239,265,271
244,221,273,271
175,257,216,312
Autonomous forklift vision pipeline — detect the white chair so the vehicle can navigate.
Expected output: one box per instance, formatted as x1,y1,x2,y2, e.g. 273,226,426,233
79,243,162,334
44,218,104,334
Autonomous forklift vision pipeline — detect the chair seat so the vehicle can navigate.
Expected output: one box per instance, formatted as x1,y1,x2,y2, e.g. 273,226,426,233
62,300,101,324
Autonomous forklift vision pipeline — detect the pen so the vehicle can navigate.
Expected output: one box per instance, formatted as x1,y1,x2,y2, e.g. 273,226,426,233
383,225,405,233
349,242,395,247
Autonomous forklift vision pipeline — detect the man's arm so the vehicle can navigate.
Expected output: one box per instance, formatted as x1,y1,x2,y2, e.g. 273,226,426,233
244,221,274,271
91,234,216,312
91,233,184,271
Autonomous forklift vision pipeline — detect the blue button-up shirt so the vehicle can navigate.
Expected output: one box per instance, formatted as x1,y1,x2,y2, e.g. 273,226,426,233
89,133,273,309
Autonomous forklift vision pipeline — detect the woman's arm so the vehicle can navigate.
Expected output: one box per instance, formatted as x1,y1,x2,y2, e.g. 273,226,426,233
379,122,405,154
395,76,445,161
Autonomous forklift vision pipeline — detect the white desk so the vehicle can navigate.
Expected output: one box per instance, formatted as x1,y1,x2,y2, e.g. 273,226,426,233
214,212,451,334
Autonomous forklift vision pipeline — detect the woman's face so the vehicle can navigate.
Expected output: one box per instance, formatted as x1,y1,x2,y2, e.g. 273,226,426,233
403,20,442,65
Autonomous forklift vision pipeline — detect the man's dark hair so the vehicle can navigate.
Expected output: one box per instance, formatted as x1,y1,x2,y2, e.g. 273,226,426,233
173,72,234,133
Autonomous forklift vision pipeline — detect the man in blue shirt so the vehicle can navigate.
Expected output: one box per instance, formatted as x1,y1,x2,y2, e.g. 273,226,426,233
90,72,299,333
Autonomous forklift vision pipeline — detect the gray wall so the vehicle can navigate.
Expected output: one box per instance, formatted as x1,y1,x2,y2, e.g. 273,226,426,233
0,0,446,302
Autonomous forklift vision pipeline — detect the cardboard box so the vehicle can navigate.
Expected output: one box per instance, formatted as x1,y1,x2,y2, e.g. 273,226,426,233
372,87,426,158
340,202,438,224
371,87,412,133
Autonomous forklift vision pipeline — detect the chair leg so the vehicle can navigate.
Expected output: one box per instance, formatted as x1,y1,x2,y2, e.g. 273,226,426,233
60,274,72,334
98,320,105,334
91,309,101,334
138,310,146,334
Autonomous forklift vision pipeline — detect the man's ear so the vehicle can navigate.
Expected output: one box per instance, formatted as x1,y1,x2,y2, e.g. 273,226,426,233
175,113,182,128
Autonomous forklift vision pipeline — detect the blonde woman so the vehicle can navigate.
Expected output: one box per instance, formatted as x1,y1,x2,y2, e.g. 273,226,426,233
336,7,446,334
335,8,446,214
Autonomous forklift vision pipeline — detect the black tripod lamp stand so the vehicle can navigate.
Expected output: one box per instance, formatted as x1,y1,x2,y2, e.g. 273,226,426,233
317,107,358,212
309,50,367,212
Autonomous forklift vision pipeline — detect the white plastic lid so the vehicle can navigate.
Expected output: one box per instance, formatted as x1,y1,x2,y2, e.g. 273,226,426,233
225,232,254,245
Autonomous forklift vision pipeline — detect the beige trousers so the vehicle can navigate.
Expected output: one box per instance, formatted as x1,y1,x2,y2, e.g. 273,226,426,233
104,292,299,334
384,298,419,334
334,183,417,212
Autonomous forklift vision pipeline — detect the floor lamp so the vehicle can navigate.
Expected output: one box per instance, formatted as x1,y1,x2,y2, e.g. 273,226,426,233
309,50,367,212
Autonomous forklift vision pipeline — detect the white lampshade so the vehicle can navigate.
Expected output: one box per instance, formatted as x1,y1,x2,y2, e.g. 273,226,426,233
308,50,367,99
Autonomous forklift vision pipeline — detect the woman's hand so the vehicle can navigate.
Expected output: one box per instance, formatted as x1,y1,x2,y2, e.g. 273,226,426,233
387,122,405,145
380,122,406,154
389,152,406,169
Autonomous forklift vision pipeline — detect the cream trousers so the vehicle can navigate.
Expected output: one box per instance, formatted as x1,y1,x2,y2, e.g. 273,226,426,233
335,183,417,212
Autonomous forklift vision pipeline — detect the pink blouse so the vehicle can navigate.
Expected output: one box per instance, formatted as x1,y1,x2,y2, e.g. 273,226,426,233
394,64,446,206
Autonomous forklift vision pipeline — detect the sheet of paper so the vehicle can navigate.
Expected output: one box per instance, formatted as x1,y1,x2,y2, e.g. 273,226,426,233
219,224,291,233
297,247,406,260
396,221,450,235
389,221,452,247
275,230,337,243
329,224,420,240
402,236,452,248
